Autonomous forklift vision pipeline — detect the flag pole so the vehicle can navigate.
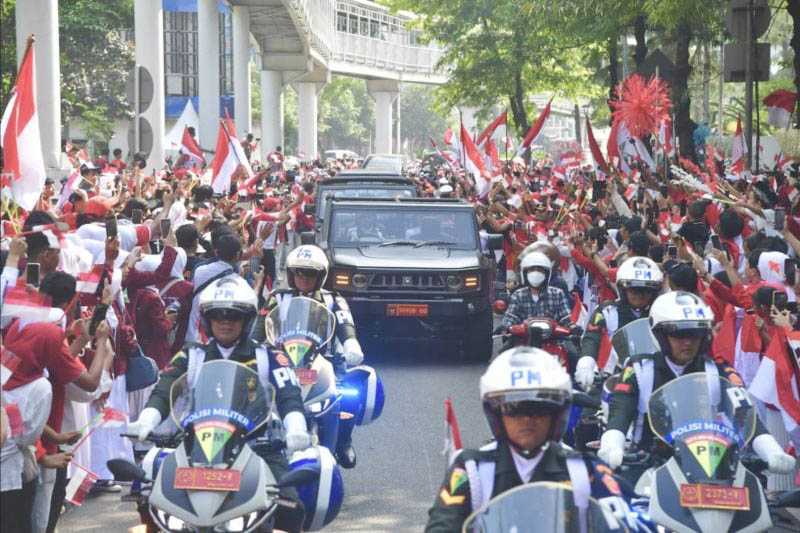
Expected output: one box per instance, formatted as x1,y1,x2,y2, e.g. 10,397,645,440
504,108,510,168
459,110,465,169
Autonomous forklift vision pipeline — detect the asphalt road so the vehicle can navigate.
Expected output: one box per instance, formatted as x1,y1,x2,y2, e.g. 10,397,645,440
58,342,496,533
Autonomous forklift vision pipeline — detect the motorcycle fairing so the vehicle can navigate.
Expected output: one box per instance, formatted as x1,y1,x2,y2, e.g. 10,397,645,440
149,438,275,528
648,457,771,533
303,356,338,409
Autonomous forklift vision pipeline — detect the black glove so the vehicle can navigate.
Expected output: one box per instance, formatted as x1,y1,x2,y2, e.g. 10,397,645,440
492,325,507,335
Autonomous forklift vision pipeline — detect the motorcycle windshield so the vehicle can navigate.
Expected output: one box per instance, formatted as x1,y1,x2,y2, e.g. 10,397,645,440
463,482,629,533
610,318,660,365
170,360,272,465
648,372,757,450
264,296,336,366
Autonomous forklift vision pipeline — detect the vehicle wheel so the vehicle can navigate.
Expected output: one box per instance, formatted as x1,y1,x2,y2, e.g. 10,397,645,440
462,312,493,362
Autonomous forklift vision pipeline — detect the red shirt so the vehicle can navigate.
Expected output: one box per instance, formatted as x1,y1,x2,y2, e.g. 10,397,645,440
3,320,86,453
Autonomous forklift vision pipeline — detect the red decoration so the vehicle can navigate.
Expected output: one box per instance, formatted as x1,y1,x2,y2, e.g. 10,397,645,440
611,74,672,139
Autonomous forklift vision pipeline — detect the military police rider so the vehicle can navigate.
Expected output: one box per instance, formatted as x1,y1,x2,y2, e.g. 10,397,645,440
425,347,645,532
262,244,366,468
576,256,663,391
128,276,310,532
598,290,795,478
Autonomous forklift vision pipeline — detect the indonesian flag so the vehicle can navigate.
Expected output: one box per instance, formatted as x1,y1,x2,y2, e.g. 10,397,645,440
763,89,796,129
210,120,253,195
731,116,748,174
442,397,463,465
749,329,800,444
26,223,64,248
624,183,640,202
476,110,507,147
570,295,589,331
659,117,674,156
1,348,22,387
57,168,81,209
501,136,515,152
460,123,490,197
516,98,552,158
586,117,609,174
65,464,99,506
608,121,655,174
4,402,24,438
483,138,502,176
76,265,105,295
180,126,204,167
0,37,46,211
443,127,455,147
0,286,58,329
99,407,127,427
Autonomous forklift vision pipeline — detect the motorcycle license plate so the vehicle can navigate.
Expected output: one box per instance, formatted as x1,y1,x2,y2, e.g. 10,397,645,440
386,303,429,317
295,368,318,385
174,467,241,492
679,484,750,510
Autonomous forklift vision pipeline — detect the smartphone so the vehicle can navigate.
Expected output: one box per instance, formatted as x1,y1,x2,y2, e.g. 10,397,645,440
26,263,40,287
711,234,722,250
149,240,163,254
132,208,143,224
105,215,118,239
88,302,106,336
772,290,789,311
160,218,171,238
668,245,678,259
775,208,786,232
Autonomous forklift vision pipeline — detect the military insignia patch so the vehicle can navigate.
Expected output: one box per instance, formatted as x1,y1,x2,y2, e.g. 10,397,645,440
438,488,465,506
621,367,635,383
449,468,467,494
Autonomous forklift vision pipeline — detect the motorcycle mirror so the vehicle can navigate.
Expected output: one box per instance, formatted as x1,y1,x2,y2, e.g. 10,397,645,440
107,458,148,483
277,467,320,488
492,299,508,314
572,391,600,410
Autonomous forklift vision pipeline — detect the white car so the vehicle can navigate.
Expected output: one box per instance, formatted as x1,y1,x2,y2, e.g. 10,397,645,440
323,149,359,164
362,153,406,173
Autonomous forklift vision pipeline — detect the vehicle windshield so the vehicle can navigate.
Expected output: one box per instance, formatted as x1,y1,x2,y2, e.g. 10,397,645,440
169,360,272,465
264,297,336,366
364,155,403,171
649,373,757,449
317,186,415,221
463,482,628,532
330,206,477,249
610,318,661,366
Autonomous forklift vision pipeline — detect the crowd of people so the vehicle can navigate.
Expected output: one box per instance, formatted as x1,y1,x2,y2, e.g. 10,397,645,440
2,129,800,531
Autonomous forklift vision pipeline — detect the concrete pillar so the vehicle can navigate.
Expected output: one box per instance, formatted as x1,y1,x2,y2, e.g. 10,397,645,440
294,82,325,160
15,0,61,170
197,0,220,151
232,6,251,136
260,70,283,161
134,0,165,171
367,79,399,154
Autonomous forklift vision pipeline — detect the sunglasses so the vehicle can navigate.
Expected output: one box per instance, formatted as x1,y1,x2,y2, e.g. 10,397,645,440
499,401,561,418
293,268,319,278
206,309,247,322
665,329,706,339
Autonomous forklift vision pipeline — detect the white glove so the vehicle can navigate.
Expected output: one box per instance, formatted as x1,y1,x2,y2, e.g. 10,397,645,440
283,411,311,454
127,407,162,441
598,429,626,470
753,433,797,474
575,356,598,391
342,337,364,367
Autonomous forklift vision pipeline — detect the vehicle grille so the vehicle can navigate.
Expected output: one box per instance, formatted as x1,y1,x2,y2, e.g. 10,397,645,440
368,272,447,291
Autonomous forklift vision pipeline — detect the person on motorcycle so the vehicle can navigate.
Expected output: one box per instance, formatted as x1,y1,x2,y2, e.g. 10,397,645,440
128,276,309,533
576,256,663,391
500,251,572,331
598,290,795,476
263,244,365,469
425,347,644,532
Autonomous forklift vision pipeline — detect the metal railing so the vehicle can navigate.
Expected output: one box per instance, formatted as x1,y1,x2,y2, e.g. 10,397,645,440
333,32,443,75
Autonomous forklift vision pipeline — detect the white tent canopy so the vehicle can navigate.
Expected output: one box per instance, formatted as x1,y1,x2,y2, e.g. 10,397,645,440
165,99,199,151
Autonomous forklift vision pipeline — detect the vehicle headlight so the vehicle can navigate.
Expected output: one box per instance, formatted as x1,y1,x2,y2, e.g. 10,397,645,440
446,275,463,290
151,506,187,532
464,273,480,290
351,273,368,289
333,270,351,289
215,510,271,532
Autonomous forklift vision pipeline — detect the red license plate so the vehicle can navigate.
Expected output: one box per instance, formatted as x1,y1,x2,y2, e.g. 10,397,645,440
386,303,429,317
174,467,241,492
679,484,750,510
295,368,318,385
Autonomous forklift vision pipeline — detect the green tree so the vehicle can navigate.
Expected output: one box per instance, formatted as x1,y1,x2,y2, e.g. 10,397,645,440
318,76,373,153
400,83,447,156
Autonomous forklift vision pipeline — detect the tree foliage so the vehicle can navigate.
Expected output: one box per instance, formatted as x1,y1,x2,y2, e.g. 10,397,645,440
318,76,373,153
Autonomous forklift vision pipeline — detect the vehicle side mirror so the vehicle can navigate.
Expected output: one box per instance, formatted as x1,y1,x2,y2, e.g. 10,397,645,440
303,204,315,216
300,231,315,245
107,458,148,482
492,299,508,314
488,234,504,250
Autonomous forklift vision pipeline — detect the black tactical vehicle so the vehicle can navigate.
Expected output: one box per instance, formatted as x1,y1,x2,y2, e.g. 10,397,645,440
304,197,502,360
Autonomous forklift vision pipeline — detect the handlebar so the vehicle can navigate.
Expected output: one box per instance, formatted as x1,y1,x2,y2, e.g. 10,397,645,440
120,432,183,448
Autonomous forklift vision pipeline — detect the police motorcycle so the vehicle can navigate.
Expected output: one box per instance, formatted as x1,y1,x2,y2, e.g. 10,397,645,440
462,482,631,533
109,359,316,533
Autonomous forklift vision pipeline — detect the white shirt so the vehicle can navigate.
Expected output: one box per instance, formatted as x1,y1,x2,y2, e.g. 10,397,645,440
218,345,235,360
665,358,689,378
509,445,546,483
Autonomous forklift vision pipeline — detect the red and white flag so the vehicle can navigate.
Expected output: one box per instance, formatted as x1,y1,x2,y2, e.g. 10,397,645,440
658,117,674,156
731,116,748,174
4,402,24,438
443,127,455,147
57,168,81,209
763,89,796,129
515,98,552,158
570,295,590,331
586,117,609,175
476,110,507,147
99,407,127,428
180,126,204,167
483,138,502,176
1,348,22,387
749,330,800,444
64,464,99,506
460,123,490,197
0,37,46,211
0,286,57,329
442,397,463,465
76,265,105,295
210,120,253,195
26,224,64,248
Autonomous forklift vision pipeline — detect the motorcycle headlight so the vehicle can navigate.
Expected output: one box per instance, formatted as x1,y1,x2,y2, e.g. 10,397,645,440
151,506,187,532
216,510,271,532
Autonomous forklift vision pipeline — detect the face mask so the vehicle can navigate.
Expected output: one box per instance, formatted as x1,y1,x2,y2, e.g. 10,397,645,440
527,271,546,287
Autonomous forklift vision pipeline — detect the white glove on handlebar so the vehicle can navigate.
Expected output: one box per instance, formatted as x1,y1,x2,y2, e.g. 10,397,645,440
575,356,598,391
753,434,796,474
284,411,311,453
598,429,626,470
127,407,162,441
342,338,364,367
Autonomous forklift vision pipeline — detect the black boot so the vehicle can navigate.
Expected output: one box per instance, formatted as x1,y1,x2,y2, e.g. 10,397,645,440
336,444,357,469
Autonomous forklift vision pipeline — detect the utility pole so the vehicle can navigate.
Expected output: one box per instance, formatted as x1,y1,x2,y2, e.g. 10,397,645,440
744,0,754,170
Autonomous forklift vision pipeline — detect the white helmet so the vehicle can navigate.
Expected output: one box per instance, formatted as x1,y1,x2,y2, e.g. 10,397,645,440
519,251,552,289
198,276,258,339
650,291,714,356
616,256,663,305
480,347,572,455
286,245,329,291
